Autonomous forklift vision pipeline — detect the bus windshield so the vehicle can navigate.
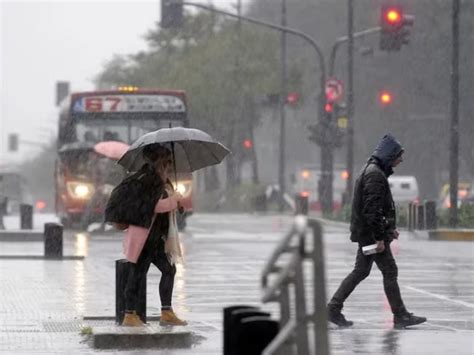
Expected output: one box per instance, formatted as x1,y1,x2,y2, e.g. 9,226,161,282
73,114,185,144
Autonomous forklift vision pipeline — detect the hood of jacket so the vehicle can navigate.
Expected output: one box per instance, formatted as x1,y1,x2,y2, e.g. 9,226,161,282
370,133,404,177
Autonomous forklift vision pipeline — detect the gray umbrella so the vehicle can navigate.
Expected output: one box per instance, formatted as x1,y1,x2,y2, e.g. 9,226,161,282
118,127,230,173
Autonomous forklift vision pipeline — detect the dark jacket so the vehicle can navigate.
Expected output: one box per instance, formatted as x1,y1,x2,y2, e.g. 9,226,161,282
350,134,403,245
104,164,169,233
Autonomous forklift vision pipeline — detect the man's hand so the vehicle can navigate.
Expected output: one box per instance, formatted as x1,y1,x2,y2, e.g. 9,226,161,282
393,229,400,239
375,240,385,253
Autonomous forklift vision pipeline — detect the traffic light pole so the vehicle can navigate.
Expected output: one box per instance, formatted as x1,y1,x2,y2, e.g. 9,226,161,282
328,27,381,76
327,24,381,206
177,1,330,214
346,0,355,206
279,0,288,212
449,0,460,227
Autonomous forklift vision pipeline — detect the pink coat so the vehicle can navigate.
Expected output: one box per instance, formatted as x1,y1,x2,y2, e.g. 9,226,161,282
123,194,179,263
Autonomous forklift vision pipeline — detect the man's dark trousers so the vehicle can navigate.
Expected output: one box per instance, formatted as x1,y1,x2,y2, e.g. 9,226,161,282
329,241,407,315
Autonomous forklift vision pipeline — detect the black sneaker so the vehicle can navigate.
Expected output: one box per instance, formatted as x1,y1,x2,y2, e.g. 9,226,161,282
394,312,427,329
328,306,353,327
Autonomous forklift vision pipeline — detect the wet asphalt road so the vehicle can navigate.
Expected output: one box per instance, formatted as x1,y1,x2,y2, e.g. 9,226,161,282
0,213,472,354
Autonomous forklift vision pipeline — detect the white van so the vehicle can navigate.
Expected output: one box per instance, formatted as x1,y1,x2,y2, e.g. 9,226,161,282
388,175,419,206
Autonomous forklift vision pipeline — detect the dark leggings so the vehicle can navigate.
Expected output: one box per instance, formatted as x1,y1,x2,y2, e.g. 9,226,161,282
125,234,176,310
329,241,406,315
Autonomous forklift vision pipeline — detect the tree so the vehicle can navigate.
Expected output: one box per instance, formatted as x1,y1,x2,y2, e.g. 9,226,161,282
95,12,288,189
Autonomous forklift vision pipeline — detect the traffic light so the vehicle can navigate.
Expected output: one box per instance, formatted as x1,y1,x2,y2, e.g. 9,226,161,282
324,102,334,113
380,4,414,51
243,139,253,150
286,92,300,106
379,90,393,106
8,134,19,152
161,0,184,29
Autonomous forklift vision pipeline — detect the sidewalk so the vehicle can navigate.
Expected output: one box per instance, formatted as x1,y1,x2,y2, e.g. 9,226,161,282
1,212,473,354
0,213,293,354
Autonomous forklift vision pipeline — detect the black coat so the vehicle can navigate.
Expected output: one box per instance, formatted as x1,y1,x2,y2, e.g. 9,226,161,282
350,134,403,245
104,164,169,234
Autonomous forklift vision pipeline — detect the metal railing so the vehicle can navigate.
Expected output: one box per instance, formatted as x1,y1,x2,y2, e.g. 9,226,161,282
261,216,329,355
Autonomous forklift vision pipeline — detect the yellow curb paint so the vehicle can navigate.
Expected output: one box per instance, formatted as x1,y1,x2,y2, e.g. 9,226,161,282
429,230,474,241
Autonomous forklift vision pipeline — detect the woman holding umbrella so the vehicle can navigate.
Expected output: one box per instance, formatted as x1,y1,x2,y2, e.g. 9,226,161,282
106,126,230,327
106,144,187,327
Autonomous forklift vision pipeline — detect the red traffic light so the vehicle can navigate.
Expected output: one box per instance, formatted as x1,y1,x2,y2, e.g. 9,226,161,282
382,5,403,28
325,103,334,113
286,92,300,105
385,9,401,25
243,139,253,149
379,91,393,105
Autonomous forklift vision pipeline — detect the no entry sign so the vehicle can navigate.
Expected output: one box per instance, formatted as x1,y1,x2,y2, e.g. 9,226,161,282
325,78,344,103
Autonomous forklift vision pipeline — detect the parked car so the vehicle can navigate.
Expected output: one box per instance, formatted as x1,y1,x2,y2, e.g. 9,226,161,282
439,183,471,209
388,175,419,206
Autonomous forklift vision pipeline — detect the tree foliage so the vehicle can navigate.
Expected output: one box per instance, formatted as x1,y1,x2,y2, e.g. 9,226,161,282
95,11,300,187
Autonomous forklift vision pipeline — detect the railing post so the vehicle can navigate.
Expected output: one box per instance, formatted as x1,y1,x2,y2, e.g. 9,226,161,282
310,220,330,355
425,200,437,230
279,284,291,326
293,245,309,355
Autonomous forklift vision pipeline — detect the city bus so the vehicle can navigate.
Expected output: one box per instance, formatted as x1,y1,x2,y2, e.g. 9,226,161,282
55,87,193,229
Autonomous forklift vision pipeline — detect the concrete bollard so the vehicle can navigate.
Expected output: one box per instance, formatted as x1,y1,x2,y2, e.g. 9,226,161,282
223,305,258,355
235,316,279,354
20,204,33,229
0,197,6,230
425,200,437,230
226,308,271,355
294,194,308,215
44,223,63,259
407,203,413,231
115,259,147,325
254,194,267,212
417,205,425,230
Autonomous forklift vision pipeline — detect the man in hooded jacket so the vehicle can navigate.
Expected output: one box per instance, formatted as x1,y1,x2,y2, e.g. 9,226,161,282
327,134,427,329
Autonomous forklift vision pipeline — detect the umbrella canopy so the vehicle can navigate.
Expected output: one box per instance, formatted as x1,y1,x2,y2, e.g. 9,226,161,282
94,141,129,160
118,127,230,173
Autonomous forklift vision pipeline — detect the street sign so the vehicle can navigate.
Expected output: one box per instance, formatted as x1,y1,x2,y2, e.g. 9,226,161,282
325,78,344,103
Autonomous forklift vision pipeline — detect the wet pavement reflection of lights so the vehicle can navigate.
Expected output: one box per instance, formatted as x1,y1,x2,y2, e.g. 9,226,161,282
72,233,89,314
73,260,86,314
174,239,189,313
74,232,89,257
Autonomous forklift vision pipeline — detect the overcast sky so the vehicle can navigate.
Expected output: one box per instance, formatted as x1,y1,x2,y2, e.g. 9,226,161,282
1,0,248,164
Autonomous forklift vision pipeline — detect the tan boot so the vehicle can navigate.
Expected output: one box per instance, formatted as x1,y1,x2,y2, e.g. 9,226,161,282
159,309,188,326
122,311,145,327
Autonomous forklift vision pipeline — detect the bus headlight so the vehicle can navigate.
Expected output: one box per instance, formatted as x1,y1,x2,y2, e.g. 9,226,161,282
174,181,192,197
67,182,94,200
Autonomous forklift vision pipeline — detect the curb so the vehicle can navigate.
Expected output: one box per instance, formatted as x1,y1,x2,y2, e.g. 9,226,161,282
0,230,43,241
428,229,474,241
91,326,196,349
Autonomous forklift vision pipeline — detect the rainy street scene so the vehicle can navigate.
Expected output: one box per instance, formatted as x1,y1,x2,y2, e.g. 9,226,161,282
1,1,473,354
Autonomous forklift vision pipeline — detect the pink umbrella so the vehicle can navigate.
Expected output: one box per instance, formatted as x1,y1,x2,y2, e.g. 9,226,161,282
94,141,129,160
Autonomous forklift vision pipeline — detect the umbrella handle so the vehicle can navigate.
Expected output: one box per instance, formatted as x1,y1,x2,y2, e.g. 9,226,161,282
171,141,178,189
